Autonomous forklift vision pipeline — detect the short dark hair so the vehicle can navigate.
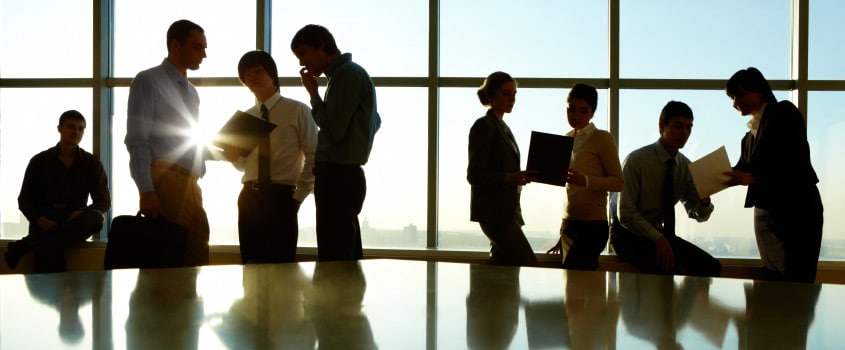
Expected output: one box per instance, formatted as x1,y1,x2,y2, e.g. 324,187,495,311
290,24,339,55
237,50,280,90
659,100,693,126
726,67,777,104
166,19,204,52
477,71,516,106
567,83,598,112
58,110,86,127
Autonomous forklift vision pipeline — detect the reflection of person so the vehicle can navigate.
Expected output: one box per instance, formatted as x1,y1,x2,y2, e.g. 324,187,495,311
214,264,316,349
737,280,821,349
125,19,210,267
466,264,520,350
6,110,110,273
467,71,537,266
610,101,721,277
291,24,381,261
547,83,623,270
564,270,620,349
307,261,376,349
24,271,105,345
617,273,709,350
724,67,823,283
224,51,317,264
125,268,203,350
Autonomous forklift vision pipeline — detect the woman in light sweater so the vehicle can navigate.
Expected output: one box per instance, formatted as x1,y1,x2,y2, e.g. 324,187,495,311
548,83,623,270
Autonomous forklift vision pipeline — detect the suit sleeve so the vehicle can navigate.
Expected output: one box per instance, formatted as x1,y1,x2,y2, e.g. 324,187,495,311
467,119,505,188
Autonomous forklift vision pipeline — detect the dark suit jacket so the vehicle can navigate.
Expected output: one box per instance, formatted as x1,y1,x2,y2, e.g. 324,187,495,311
734,100,820,211
467,110,523,225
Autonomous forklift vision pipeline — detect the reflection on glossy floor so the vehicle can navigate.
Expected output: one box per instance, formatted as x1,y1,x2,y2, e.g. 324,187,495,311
1,259,843,349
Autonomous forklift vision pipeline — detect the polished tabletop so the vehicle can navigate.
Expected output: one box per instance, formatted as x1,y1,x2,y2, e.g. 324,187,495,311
0,259,843,349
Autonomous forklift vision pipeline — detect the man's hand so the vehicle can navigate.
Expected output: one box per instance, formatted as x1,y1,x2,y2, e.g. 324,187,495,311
139,192,161,219
223,145,241,163
299,67,319,98
36,216,59,231
655,236,675,272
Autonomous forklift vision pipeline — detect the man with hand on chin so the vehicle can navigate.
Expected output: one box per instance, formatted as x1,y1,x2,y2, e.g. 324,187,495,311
291,24,381,261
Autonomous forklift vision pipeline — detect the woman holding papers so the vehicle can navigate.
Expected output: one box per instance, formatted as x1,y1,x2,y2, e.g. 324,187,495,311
724,67,823,282
547,83,623,270
467,71,537,266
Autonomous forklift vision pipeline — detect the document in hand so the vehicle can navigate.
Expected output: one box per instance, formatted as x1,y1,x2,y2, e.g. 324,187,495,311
526,131,575,186
211,111,277,157
688,145,733,198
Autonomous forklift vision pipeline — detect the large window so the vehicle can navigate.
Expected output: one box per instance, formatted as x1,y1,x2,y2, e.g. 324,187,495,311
619,0,791,79
2,1,844,262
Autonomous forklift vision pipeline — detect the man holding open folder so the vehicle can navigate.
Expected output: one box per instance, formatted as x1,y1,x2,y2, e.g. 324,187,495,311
223,50,317,263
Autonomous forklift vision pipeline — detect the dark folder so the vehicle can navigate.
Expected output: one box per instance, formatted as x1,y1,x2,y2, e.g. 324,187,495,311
526,131,574,186
211,111,277,157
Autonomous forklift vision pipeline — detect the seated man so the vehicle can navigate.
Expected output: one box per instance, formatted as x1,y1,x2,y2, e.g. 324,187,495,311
609,101,721,277
5,110,110,273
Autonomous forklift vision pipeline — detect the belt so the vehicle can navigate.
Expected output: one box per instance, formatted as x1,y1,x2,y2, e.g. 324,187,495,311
244,181,295,191
151,161,195,178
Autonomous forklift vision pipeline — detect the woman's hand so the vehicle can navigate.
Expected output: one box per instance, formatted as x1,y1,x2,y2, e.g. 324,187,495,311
505,171,532,186
567,168,587,187
723,170,755,186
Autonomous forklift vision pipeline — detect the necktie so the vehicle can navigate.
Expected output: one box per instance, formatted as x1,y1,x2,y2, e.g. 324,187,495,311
257,104,270,187
662,158,676,235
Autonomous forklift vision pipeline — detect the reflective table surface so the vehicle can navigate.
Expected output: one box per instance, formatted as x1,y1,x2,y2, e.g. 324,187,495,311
1,259,843,349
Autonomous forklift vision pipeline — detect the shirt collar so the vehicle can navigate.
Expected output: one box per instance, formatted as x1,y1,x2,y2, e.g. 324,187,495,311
262,91,282,111
748,102,767,134
325,53,352,78
161,58,189,85
49,143,81,159
567,122,596,137
653,139,676,163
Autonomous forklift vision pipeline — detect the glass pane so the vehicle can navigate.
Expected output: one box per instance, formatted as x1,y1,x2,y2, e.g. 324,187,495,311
807,92,845,261
617,89,790,258
271,0,427,77
359,88,427,248
440,0,608,78
114,0,256,78
809,0,845,80
0,88,93,239
439,86,607,252
0,0,92,78
620,0,791,79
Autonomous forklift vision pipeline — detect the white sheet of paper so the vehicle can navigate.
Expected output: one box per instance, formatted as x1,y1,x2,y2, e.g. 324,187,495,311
688,146,732,199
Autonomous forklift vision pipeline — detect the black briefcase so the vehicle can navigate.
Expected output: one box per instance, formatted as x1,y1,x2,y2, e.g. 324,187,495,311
104,213,188,269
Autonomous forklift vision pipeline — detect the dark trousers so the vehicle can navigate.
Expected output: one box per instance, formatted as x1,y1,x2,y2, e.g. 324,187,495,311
313,162,366,261
609,222,721,277
479,220,538,266
757,186,824,282
238,184,300,264
560,219,609,270
19,209,103,273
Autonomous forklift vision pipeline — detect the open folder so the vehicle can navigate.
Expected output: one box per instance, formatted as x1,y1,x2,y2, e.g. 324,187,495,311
526,131,575,187
688,145,733,198
211,111,277,157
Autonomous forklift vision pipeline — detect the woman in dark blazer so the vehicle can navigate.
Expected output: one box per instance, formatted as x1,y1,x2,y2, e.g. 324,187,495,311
467,71,537,266
724,67,823,282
